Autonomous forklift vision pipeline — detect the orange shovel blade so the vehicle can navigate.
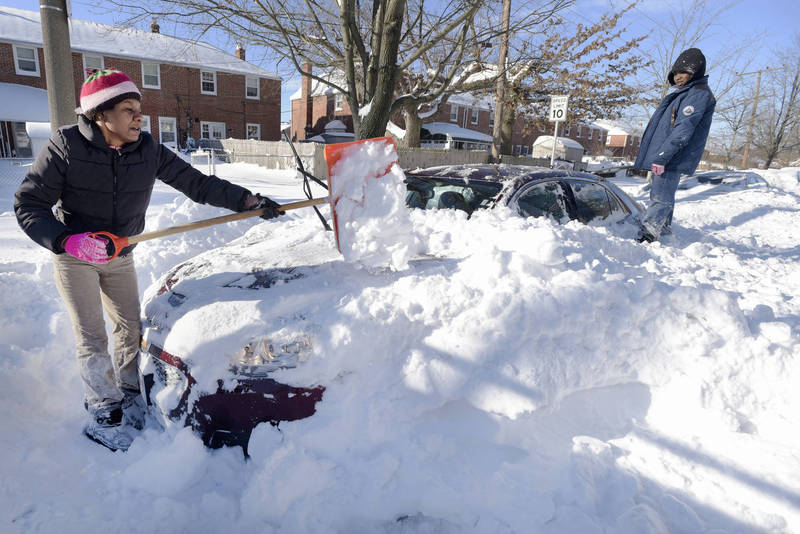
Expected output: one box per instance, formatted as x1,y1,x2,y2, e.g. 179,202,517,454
323,137,398,252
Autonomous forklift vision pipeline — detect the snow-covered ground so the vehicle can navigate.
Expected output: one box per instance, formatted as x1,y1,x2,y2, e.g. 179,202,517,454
1,158,799,533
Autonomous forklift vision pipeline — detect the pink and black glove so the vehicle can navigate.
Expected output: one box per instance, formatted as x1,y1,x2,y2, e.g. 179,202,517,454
651,163,665,175
62,232,110,264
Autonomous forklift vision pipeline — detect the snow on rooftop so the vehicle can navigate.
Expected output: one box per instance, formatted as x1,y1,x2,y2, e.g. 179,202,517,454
593,120,635,136
289,71,345,100
533,135,584,150
0,82,49,122
423,122,493,142
448,92,493,110
324,120,347,132
0,7,279,80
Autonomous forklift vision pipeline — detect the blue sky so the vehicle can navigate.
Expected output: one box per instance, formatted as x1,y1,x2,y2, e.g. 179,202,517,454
4,0,799,122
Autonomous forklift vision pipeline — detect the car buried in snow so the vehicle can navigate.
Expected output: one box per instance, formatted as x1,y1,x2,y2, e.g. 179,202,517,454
137,165,642,454
404,164,643,223
137,223,338,454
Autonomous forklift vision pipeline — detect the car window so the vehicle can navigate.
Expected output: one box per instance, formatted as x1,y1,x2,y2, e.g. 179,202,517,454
405,177,502,214
514,181,568,222
567,180,614,222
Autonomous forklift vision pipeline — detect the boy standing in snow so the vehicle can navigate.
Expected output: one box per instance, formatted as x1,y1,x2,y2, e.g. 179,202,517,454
634,48,716,242
14,69,283,451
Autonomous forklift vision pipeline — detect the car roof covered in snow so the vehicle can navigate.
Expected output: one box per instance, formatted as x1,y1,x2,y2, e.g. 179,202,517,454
406,164,600,184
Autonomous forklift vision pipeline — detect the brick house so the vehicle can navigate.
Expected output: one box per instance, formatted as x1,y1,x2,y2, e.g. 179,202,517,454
289,65,619,159
290,66,354,141
0,6,281,157
592,120,642,159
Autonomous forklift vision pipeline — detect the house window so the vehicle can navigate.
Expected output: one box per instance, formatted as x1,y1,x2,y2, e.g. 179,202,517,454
83,54,104,77
246,77,259,99
335,93,343,111
200,121,226,139
13,45,39,76
471,108,479,125
140,115,151,133
588,128,593,140
564,123,571,135
575,125,582,138
142,63,161,89
246,123,261,140
158,116,177,147
201,71,217,95
489,111,495,128
450,105,459,122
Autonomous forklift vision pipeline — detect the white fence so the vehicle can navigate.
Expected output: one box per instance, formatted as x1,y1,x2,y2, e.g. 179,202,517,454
219,140,499,178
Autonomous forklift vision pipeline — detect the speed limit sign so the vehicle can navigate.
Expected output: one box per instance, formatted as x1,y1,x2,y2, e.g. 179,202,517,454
549,95,569,122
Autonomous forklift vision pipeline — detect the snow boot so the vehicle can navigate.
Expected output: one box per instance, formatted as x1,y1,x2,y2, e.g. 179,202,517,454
121,388,147,431
83,405,133,452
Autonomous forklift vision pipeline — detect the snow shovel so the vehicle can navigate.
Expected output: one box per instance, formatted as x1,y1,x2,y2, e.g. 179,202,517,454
92,136,398,261
91,197,329,261
323,136,398,251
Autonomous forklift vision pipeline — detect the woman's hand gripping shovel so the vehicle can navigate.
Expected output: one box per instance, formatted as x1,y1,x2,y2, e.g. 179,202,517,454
91,197,328,261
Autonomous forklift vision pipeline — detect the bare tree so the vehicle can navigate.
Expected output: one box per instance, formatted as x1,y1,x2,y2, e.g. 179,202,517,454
626,0,759,125
111,0,483,139
494,4,648,152
713,88,753,169
372,0,573,148
750,42,800,168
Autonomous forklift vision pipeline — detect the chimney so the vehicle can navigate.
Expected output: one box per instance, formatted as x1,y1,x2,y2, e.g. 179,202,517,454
150,19,160,33
301,62,313,140
235,43,245,61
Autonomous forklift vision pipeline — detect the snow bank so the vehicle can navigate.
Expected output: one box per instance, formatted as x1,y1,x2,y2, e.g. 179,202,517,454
328,139,415,271
3,163,800,533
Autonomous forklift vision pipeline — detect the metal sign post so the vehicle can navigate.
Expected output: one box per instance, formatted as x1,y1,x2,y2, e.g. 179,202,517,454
548,95,569,168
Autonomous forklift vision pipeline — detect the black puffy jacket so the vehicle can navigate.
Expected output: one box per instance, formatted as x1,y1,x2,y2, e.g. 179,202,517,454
15,115,250,256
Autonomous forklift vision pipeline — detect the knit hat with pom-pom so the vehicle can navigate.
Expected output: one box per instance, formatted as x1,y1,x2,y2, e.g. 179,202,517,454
77,69,141,117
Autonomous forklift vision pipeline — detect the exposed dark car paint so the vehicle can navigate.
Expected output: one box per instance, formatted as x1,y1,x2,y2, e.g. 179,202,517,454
141,340,324,455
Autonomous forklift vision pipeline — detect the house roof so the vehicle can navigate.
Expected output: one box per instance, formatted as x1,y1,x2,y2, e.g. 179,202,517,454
0,82,50,122
0,7,280,80
592,120,638,136
447,92,493,111
533,135,584,150
289,70,346,100
422,122,493,142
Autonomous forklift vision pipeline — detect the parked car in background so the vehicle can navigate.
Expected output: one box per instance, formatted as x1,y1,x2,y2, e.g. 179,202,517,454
677,170,767,190
405,165,643,224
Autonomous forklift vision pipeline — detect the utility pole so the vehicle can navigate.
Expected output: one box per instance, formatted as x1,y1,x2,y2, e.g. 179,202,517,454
40,0,77,133
739,66,782,169
490,0,511,162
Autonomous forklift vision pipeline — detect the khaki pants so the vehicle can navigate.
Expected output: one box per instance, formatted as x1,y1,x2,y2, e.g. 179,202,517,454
52,252,141,409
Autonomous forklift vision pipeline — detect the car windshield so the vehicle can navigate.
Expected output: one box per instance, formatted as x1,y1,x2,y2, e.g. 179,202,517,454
405,176,503,215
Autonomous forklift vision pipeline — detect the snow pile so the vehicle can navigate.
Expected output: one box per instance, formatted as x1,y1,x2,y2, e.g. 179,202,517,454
328,139,415,271
758,166,800,191
2,161,800,533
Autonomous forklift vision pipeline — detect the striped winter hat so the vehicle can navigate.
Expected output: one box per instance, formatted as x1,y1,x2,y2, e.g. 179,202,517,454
78,69,141,116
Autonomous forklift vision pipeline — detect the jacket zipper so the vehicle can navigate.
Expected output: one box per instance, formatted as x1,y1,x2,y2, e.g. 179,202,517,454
112,147,121,230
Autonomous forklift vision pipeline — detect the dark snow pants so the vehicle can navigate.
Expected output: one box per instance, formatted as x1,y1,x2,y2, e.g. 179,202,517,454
52,252,141,411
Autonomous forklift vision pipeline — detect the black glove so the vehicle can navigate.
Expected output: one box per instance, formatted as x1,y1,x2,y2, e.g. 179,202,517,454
249,193,284,220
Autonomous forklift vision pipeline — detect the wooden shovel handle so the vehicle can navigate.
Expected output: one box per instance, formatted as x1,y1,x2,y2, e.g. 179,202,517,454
91,197,329,261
